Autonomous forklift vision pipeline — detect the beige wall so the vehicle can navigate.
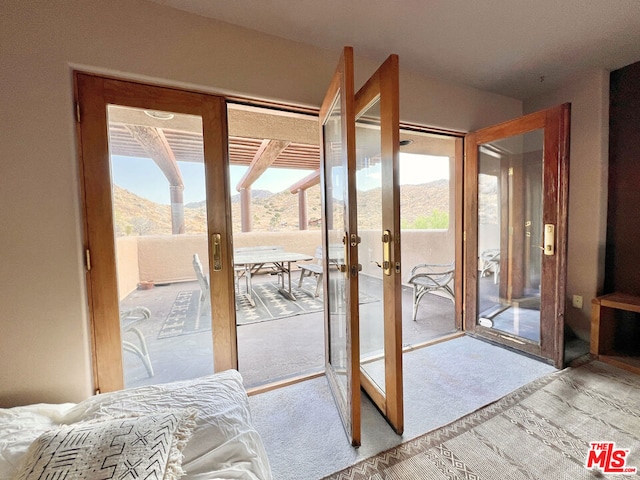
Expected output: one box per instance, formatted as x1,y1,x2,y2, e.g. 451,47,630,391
116,237,140,300
524,70,610,341
0,0,522,406
132,231,323,285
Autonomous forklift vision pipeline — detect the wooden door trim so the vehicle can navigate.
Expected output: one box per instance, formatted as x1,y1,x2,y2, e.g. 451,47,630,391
76,73,124,393
202,96,237,371
319,46,361,446
353,53,403,434
454,137,464,330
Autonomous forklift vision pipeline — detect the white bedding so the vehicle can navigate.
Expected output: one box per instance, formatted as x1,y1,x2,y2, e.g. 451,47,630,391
0,370,271,480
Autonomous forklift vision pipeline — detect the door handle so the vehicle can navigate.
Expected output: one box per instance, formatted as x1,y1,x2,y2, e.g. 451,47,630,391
212,233,222,271
382,229,391,276
543,224,555,256
339,234,348,273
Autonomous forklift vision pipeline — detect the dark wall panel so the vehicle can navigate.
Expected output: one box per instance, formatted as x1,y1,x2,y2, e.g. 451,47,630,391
606,60,640,294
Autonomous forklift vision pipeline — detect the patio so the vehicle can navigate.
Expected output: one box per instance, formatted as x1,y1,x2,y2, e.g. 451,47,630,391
119,269,457,389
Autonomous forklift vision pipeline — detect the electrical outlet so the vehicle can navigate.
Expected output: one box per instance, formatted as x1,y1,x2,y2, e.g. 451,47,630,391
572,295,583,309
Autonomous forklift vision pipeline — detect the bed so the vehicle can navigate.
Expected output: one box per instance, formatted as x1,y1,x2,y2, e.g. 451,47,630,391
0,370,272,479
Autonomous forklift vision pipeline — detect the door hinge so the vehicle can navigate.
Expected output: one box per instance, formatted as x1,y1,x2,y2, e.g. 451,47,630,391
85,249,91,271
76,102,81,123
463,231,467,242
508,167,514,176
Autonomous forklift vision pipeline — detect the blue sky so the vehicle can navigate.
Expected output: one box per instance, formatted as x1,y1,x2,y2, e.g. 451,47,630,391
110,153,449,205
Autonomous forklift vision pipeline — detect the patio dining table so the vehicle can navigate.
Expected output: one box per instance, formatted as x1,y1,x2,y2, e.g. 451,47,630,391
233,250,313,307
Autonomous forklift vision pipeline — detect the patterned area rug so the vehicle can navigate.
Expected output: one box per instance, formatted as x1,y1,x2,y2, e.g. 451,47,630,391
323,360,640,479
236,280,378,326
236,282,325,325
157,290,208,338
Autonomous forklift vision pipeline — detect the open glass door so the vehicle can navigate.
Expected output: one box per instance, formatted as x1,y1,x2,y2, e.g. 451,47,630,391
464,104,570,367
320,48,403,444
354,55,403,434
320,47,360,446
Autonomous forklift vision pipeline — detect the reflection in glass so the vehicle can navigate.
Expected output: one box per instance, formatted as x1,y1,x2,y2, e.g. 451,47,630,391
324,94,348,390
477,129,543,343
355,98,385,391
107,105,214,388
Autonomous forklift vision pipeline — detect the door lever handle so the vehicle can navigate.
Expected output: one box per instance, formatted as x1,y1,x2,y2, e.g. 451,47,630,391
212,233,222,271
382,229,392,276
543,224,555,256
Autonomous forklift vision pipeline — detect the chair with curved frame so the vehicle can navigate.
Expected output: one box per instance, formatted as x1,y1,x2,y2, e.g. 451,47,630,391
120,306,154,377
408,262,455,321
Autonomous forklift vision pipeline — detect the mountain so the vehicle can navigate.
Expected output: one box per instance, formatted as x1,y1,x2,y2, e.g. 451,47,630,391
112,180,451,236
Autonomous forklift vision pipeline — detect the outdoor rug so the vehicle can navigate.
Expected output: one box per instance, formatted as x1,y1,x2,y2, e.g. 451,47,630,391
323,360,640,479
236,280,378,326
157,290,209,338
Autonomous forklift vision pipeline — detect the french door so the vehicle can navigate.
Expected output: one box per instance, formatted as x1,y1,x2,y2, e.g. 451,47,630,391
320,48,403,445
463,104,570,367
76,73,237,393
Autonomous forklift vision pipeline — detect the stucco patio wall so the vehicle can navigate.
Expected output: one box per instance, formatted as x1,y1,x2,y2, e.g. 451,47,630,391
117,228,455,299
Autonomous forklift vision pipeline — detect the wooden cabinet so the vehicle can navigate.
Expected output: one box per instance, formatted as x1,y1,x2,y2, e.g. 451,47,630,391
591,293,640,374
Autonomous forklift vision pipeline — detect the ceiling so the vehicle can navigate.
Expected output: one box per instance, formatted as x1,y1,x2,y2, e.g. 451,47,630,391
149,0,640,100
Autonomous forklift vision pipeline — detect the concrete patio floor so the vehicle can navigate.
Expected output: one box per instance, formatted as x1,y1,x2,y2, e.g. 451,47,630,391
119,271,457,389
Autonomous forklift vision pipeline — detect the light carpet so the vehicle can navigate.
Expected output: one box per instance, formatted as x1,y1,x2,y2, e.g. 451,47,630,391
324,360,640,479
248,336,558,480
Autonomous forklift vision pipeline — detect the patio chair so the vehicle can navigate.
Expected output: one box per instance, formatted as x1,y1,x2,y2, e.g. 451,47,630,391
120,306,154,377
480,248,500,284
193,253,211,317
408,262,455,321
298,246,323,297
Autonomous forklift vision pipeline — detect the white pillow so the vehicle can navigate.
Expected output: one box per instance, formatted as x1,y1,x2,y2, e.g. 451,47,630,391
12,409,196,480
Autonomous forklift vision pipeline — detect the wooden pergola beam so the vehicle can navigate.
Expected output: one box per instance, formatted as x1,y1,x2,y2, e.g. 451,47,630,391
125,125,185,234
236,139,290,191
289,169,320,194
125,125,183,187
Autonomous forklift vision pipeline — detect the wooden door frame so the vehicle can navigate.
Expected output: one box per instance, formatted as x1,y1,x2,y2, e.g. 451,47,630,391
319,47,361,446
74,72,236,394
463,103,570,368
353,54,404,435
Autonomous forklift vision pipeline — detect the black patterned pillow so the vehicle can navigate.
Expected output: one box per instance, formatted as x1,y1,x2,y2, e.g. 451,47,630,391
13,409,196,480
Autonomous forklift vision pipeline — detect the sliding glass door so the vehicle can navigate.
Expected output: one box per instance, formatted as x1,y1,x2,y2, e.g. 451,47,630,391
76,73,236,393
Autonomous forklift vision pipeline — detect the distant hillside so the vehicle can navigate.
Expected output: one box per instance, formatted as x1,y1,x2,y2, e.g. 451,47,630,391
113,180,452,236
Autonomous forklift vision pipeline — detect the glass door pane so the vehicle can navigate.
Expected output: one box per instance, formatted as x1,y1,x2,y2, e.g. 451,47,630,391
325,93,349,391
107,105,214,388
225,103,325,389
476,130,543,343
356,99,385,390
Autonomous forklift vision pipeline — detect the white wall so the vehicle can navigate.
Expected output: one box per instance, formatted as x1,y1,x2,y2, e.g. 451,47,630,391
524,70,610,341
0,0,522,406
